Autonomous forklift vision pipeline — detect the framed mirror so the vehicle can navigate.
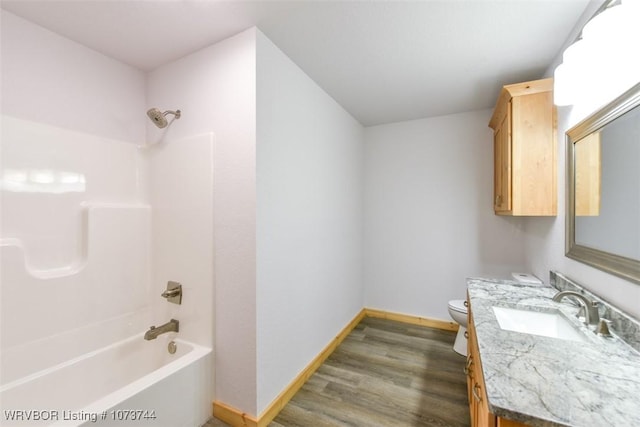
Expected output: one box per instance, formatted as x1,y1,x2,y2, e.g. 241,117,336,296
566,82,640,285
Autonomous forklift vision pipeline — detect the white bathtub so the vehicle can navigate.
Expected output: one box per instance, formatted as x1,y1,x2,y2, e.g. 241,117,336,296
0,335,212,427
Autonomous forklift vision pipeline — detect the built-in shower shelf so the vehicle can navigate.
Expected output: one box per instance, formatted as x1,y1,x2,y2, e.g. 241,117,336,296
0,203,150,279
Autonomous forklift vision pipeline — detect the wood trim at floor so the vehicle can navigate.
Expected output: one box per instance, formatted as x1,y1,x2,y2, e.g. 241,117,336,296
212,307,456,426
364,308,459,332
212,401,258,427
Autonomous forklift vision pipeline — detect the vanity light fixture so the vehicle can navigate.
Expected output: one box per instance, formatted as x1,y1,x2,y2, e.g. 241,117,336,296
553,0,640,107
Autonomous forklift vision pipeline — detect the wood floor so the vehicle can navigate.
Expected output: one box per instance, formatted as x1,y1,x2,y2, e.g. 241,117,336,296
204,317,470,427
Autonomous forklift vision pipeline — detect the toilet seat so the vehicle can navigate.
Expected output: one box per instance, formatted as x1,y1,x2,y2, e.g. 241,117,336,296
448,299,467,313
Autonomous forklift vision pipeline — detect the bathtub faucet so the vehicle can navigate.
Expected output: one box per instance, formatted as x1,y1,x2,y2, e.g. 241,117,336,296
144,319,179,340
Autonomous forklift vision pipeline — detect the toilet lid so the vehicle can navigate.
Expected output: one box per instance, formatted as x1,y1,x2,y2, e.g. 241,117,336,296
448,299,467,313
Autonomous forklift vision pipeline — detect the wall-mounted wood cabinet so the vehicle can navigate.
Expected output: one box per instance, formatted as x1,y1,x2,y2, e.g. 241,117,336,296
489,78,557,216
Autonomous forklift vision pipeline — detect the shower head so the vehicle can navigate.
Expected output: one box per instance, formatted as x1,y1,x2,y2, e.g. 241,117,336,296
147,108,181,128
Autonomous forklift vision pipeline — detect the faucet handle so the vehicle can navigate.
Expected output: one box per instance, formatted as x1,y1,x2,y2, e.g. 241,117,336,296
596,319,613,337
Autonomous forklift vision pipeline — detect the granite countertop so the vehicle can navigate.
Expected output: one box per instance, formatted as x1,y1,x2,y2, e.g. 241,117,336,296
467,277,640,427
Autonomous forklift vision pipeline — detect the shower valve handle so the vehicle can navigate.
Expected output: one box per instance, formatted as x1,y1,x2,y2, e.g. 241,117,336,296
161,281,182,305
161,288,181,298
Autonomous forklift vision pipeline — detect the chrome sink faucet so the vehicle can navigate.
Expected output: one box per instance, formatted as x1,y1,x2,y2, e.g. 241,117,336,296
552,291,599,326
144,319,179,340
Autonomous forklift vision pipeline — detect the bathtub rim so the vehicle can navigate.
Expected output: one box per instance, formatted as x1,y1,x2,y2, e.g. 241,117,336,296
1,333,211,427
80,338,211,415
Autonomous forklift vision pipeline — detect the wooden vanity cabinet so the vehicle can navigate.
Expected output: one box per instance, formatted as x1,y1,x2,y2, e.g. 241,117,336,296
489,78,557,216
467,302,529,427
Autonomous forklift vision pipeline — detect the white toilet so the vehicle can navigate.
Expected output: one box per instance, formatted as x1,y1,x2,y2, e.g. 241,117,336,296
447,299,468,356
447,274,542,356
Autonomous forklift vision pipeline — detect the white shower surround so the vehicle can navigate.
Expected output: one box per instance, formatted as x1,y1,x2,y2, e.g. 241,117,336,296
0,117,152,383
2,11,245,421
0,115,215,426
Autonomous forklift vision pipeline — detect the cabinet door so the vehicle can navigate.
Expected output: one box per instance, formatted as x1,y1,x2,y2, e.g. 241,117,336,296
498,419,530,427
466,354,475,426
473,379,496,427
510,91,556,215
467,298,475,424
494,106,511,213
468,309,497,427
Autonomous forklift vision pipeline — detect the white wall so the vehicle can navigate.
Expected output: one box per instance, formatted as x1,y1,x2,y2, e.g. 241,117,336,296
0,11,145,144
146,27,258,415
522,0,640,320
255,30,365,414
364,110,527,320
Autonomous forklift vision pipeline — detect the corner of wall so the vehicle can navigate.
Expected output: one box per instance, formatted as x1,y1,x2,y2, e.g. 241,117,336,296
255,29,365,414
147,26,259,416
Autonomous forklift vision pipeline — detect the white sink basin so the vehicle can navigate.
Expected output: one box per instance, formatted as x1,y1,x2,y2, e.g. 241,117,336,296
492,306,587,342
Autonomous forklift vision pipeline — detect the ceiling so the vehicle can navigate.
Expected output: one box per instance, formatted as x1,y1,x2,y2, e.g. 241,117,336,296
1,0,591,126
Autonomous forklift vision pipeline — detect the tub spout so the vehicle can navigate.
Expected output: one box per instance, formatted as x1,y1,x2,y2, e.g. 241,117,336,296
144,319,179,340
